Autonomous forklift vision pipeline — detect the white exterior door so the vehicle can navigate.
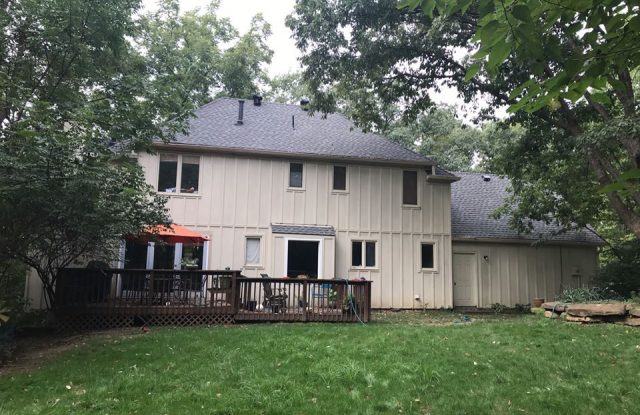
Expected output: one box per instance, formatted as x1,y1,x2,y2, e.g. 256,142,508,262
453,253,477,307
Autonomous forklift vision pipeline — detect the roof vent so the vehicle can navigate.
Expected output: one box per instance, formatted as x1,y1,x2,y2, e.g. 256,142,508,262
235,99,245,125
482,174,491,182
253,94,263,106
300,98,310,111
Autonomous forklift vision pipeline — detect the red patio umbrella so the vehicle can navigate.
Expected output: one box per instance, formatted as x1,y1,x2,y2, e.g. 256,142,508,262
144,224,209,245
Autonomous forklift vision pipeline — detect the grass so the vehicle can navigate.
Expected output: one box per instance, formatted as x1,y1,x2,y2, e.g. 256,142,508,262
1,312,640,414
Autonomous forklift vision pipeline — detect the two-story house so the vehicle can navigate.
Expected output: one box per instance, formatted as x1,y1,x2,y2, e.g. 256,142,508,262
24,97,602,310
137,97,459,309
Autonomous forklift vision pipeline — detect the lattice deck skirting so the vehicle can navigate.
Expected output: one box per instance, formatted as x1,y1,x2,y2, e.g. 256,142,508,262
56,313,235,332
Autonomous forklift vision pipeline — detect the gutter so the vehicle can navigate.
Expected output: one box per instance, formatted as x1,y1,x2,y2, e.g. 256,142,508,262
426,175,461,184
452,236,604,247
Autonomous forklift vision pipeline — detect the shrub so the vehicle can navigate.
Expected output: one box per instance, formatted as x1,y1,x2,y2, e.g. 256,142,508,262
594,240,640,299
556,286,620,303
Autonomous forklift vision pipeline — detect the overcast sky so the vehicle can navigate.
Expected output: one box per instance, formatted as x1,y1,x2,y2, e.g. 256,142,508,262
142,0,492,117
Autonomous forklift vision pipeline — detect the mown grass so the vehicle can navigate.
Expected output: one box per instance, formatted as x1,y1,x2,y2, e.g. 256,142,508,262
1,312,639,414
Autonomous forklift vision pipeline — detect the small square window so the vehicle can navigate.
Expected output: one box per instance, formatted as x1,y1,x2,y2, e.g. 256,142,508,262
333,165,347,191
289,163,303,188
352,240,376,268
158,154,200,194
421,243,434,269
245,237,261,265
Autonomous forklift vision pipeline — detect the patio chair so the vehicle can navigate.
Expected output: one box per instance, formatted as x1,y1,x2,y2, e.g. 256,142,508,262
260,273,288,313
311,282,333,308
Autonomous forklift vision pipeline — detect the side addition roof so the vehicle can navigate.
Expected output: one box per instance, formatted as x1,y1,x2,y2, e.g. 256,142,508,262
271,224,336,237
164,98,434,166
451,172,603,245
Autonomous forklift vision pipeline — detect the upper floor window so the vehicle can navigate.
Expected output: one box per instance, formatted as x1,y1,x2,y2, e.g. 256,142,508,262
158,154,200,194
402,170,418,205
333,165,347,191
289,162,303,188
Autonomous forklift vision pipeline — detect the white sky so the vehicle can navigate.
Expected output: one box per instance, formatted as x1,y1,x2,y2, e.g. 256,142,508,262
142,0,499,120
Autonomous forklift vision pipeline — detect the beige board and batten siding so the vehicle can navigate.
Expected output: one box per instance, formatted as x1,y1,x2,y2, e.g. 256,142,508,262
452,241,599,307
138,151,453,309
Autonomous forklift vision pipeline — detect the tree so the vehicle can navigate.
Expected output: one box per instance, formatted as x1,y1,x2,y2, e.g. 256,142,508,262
0,0,271,308
264,72,311,104
0,133,169,309
217,14,273,98
287,0,640,239
387,106,520,171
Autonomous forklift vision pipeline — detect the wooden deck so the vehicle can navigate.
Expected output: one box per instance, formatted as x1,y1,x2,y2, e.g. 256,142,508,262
55,269,372,330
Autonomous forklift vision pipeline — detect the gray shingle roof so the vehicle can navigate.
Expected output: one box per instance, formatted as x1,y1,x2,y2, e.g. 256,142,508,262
169,98,431,165
271,224,336,237
451,172,603,245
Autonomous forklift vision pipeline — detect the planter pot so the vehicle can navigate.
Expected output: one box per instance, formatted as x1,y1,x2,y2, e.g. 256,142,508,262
532,298,545,308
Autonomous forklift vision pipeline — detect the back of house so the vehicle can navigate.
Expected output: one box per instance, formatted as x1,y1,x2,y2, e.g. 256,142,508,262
24,97,602,310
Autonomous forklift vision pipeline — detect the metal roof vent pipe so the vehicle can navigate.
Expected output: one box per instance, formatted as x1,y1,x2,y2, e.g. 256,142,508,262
300,98,310,111
482,174,491,182
236,99,245,125
253,94,263,106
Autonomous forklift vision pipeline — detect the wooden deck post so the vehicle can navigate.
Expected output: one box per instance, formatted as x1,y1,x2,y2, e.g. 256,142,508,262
231,271,239,314
364,282,372,322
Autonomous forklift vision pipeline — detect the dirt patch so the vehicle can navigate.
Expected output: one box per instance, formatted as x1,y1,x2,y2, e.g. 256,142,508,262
0,328,143,376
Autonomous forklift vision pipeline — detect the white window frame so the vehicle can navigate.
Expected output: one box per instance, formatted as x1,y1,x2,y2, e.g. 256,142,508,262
157,153,201,196
350,240,378,270
417,240,438,272
402,169,421,208
287,161,305,191
331,164,349,193
284,237,323,277
244,235,264,269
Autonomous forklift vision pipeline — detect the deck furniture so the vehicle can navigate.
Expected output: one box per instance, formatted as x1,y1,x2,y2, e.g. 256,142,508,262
260,273,288,313
54,269,372,329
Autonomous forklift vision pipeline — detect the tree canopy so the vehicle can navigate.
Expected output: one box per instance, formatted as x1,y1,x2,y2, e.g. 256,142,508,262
0,0,272,309
288,0,640,239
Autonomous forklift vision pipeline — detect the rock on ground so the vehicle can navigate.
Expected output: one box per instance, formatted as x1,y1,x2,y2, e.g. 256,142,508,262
566,303,627,317
623,317,640,327
564,314,604,323
542,302,567,312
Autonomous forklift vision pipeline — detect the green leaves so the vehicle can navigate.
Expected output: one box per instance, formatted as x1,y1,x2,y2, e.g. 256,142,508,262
600,169,640,194
510,5,531,22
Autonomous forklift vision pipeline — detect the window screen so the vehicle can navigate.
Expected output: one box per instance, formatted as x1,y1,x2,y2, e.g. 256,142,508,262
245,238,261,265
403,170,418,205
289,163,303,188
180,156,200,193
333,165,347,190
421,243,434,269
158,154,178,192
351,241,362,267
352,241,376,267
365,241,376,267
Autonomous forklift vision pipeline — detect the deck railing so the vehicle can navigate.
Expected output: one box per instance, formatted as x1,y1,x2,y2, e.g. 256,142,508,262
55,269,372,328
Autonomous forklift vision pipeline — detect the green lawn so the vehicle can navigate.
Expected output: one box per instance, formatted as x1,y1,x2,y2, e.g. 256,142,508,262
1,312,639,414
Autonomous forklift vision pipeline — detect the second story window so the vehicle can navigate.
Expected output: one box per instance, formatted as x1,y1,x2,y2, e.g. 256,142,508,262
158,154,200,194
180,156,200,193
289,162,303,188
402,170,418,205
333,165,347,191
